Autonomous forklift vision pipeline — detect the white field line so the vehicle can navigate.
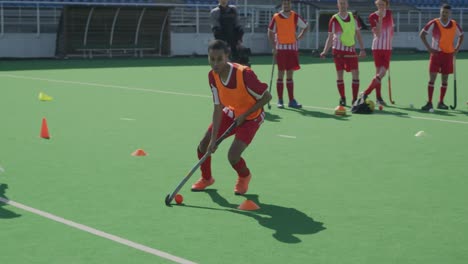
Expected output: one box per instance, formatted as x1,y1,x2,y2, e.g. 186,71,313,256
0,197,197,264
1,73,467,125
277,134,297,139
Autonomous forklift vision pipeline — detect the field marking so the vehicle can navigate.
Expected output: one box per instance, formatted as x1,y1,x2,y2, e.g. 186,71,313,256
277,134,297,139
0,197,197,264
120,117,136,121
0,74,210,99
1,73,467,125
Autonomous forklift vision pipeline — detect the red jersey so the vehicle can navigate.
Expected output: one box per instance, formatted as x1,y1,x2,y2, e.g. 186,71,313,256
422,18,463,52
369,9,394,50
268,11,308,51
328,13,362,52
208,63,267,118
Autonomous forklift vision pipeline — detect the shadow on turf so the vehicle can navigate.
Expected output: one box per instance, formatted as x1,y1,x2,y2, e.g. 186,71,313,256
0,184,22,219
282,107,350,121
264,111,282,122
385,104,458,117
183,189,325,243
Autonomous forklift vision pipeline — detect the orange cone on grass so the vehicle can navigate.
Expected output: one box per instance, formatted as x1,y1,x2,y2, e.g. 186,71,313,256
40,118,50,139
131,149,147,156
237,200,260,211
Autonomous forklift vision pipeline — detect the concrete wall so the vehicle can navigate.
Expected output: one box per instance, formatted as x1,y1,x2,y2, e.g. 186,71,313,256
0,34,57,58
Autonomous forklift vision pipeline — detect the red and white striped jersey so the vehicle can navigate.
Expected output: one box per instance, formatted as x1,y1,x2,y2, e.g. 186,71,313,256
328,13,362,52
268,11,308,51
422,19,464,52
369,10,394,50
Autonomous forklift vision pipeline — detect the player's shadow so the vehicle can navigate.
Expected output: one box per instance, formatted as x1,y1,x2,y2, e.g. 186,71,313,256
0,184,21,219
185,189,325,243
264,111,282,122
388,105,457,117
283,107,349,121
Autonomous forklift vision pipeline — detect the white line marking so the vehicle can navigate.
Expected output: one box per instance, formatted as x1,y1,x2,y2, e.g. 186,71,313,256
277,134,297,139
0,197,197,264
0,74,210,99
120,118,136,121
1,74,467,125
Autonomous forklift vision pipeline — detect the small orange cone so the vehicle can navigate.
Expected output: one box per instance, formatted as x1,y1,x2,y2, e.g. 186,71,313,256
237,200,260,211
40,118,50,139
131,149,147,156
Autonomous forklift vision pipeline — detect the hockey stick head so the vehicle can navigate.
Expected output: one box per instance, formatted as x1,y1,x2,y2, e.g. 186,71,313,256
165,194,172,206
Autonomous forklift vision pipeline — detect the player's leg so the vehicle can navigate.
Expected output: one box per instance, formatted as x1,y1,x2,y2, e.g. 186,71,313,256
286,70,302,108
192,110,236,191
437,53,453,109
336,69,346,106
228,114,264,195
438,74,449,109
422,53,440,110
348,57,360,104
277,69,285,108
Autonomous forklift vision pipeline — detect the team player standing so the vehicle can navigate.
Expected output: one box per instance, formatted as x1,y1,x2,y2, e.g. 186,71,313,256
268,0,309,109
361,0,394,105
420,4,464,111
321,0,366,106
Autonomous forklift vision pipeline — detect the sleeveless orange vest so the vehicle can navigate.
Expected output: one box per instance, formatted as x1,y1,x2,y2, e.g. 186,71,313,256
435,19,457,53
213,64,262,120
273,11,297,44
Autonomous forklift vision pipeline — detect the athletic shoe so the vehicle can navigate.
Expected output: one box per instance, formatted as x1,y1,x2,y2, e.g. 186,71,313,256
288,99,302,109
339,97,346,106
421,102,433,111
191,177,215,191
277,99,284,109
234,174,251,195
437,102,449,110
376,98,387,106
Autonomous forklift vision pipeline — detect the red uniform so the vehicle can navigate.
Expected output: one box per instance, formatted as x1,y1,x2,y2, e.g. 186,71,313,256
369,9,394,69
268,11,308,71
328,13,362,72
208,63,267,145
422,18,463,74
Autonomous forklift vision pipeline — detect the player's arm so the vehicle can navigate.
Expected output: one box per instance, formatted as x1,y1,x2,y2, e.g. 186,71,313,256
236,70,272,125
208,75,224,153
356,29,366,57
373,13,383,37
320,19,334,57
296,14,309,40
454,25,464,53
355,16,366,57
267,19,277,55
420,22,436,53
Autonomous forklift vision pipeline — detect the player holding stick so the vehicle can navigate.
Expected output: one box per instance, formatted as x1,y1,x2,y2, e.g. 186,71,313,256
420,4,464,111
191,40,271,195
320,0,366,106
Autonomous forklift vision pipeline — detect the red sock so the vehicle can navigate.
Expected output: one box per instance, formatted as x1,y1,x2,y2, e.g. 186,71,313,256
276,79,284,100
198,148,212,180
440,83,447,103
286,79,294,101
428,81,434,103
352,79,359,101
337,80,345,98
232,158,250,178
364,76,381,95
375,79,382,99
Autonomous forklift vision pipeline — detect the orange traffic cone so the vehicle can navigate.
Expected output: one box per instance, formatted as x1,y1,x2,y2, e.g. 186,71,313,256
237,200,260,211
131,149,147,156
40,118,50,139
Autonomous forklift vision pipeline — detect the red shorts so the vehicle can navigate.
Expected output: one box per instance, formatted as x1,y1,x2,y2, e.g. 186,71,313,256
208,108,264,145
429,52,454,74
276,50,300,71
372,50,392,69
333,50,359,72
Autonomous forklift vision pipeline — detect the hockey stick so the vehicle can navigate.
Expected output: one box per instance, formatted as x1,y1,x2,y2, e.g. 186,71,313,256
267,55,275,110
450,56,457,110
164,122,237,206
388,67,395,104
